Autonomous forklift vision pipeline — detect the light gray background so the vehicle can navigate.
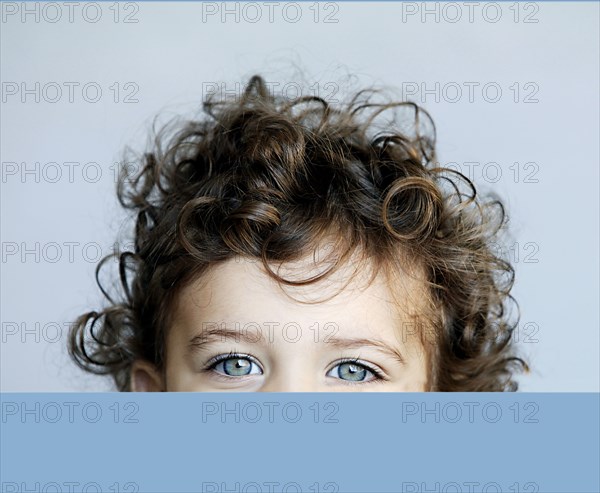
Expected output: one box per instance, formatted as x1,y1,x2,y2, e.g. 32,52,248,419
1,1,598,391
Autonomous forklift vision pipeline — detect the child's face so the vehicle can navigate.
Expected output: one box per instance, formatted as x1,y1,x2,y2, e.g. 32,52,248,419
132,254,430,392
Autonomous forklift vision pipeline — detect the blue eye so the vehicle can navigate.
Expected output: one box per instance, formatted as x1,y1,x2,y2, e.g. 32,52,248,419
212,356,263,377
327,361,377,382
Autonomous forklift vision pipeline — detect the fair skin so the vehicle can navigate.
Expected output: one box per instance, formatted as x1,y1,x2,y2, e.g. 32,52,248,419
131,252,429,392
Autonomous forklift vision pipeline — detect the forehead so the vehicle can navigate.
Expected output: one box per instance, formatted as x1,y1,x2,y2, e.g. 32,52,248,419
171,251,430,343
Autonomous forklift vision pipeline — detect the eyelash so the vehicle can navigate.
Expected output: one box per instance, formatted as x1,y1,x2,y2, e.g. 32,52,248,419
327,357,388,385
202,350,262,378
202,352,388,384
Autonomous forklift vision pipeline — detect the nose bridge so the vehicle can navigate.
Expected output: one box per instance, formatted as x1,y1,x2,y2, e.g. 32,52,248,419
256,322,321,392
260,379,318,392
259,364,319,392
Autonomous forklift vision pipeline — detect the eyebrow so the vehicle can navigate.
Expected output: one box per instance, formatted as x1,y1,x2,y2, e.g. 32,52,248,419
187,325,406,365
188,326,266,349
325,335,406,365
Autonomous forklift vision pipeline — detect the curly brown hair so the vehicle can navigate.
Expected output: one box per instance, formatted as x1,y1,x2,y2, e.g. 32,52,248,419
69,74,529,391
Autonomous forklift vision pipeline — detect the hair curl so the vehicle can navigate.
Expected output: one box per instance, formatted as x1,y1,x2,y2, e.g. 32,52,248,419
69,74,529,391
